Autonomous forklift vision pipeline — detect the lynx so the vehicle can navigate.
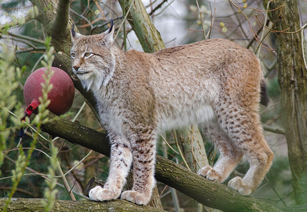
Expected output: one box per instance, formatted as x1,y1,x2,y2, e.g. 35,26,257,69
70,22,273,205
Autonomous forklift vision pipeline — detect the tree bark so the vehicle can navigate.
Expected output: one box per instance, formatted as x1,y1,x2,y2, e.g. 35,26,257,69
0,198,165,212
264,0,307,205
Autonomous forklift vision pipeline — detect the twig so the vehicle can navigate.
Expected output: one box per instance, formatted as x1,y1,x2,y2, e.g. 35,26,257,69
15,47,46,54
256,1,271,57
52,101,89,200
123,0,127,51
4,108,50,143
228,0,272,51
4,155,88,199
115,0,135,40
0,187,36,197
93,0,110,28
206,0,216,39
264,176,287,207
173,131,191,171
153,0,175,17
31,54,45,73
72,102,86,122
246,19,269,49
160,134,179,154
228,0,249,42
64,150,93,176
5,147,51,159
7,32,45,45
264,59,277,78
145,0,159,9
2,35,36,48
90,16,123,34
149,0,168,16
263,125,285,135
57,160,76,200
195,0,207,40
70,8,93,29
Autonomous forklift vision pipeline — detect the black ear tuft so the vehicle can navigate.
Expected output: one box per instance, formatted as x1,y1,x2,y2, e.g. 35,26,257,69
108,19,114,34
72,23,76,38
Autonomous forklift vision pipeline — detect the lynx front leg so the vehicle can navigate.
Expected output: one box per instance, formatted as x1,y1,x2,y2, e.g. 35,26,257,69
89,134,132,201
121,130,156,205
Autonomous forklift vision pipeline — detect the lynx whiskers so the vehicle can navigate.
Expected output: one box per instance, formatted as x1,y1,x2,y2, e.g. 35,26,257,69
70,22,273,205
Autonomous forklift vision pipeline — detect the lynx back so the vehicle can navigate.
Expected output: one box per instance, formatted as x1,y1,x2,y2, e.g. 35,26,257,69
70,24,273,205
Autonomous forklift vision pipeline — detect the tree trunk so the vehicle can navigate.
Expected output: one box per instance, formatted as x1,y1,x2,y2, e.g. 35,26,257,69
179,126,219,212
264,0,307,205
0,198,165,212
179,125,209,173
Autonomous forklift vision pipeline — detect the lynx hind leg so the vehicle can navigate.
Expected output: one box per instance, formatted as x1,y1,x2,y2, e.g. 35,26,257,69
121,129,157,205
89,134,132,201
216,104,274,195
198,122,243,183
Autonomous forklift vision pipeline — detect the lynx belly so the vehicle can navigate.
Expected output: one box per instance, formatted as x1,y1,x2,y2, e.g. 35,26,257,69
158,104,215,131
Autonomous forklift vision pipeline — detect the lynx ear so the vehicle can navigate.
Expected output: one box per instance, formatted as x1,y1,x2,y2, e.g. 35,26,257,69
71,23,82,42
102,19,114,46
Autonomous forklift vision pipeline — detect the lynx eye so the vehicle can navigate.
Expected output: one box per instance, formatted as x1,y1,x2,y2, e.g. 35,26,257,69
70,52,76,59
83,52,93,58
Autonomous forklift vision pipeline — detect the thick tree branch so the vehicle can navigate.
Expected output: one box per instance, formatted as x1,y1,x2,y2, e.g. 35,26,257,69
41,118,281,212
0,198,165,212
52,0,70,39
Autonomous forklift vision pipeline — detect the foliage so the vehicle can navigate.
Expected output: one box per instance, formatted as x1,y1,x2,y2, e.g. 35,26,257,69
0,39,24,178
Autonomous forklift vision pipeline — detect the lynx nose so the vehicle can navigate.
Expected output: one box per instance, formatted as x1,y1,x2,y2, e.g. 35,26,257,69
73,66,80,72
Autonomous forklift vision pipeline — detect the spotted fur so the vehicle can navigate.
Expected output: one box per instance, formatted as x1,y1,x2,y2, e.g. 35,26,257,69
70,26,273,205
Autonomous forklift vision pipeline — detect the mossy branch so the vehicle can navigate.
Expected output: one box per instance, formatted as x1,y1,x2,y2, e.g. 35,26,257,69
0,198,165,212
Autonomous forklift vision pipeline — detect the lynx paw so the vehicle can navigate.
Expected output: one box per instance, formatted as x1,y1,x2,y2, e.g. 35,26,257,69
89,186,121,201
197,165,223,182
121,190,150,205
228,176,252,196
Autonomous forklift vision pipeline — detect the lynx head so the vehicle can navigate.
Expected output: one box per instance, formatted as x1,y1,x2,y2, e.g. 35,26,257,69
70,21,115,91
